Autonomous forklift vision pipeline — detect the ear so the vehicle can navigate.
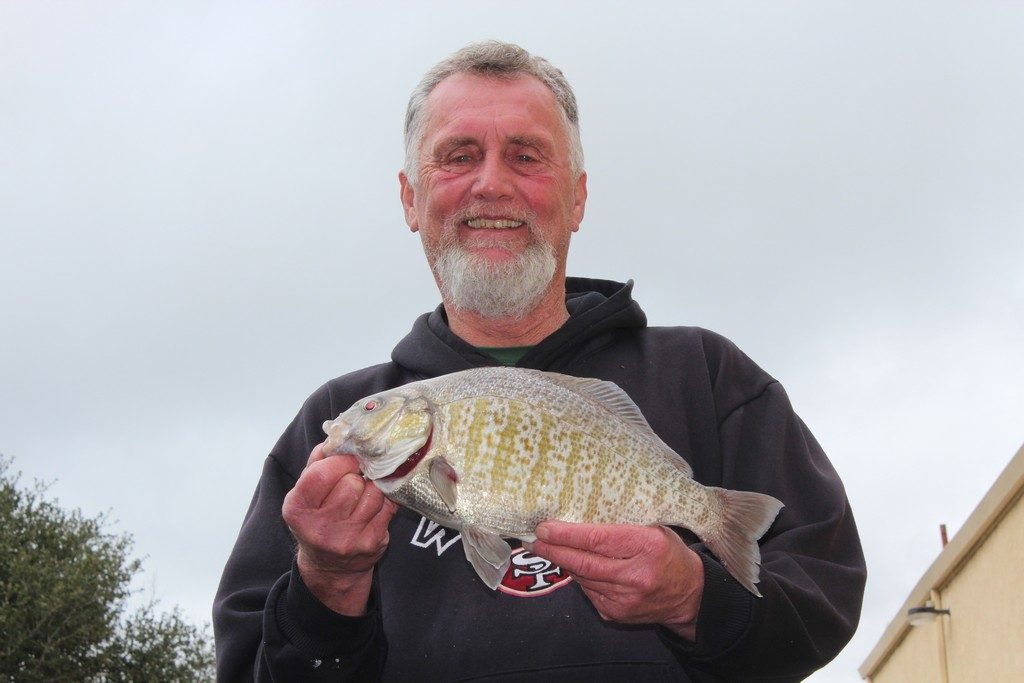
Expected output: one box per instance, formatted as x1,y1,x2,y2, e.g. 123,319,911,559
399,171,419,232
571,172,588,232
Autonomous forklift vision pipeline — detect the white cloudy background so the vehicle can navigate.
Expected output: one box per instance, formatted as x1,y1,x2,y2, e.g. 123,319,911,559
2,2,1022,680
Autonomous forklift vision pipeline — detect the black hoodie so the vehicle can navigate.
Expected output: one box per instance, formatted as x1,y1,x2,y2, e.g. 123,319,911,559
214,278,865,682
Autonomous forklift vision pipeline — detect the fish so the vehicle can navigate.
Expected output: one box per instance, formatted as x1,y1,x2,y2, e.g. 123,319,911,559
322,366,783,596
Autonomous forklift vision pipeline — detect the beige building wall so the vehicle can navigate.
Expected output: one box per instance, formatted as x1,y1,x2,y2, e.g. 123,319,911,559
860,443,1024,682
941,493,1024,681
866,624,942,683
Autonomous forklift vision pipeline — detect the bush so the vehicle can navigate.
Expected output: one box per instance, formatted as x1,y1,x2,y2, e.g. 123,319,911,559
0,456,214,682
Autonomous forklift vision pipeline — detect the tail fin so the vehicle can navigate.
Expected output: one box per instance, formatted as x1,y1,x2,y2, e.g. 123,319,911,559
702,487,783,597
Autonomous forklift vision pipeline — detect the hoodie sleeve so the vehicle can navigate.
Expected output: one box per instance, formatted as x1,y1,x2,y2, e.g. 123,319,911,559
662,374,866,680
212,387,388,682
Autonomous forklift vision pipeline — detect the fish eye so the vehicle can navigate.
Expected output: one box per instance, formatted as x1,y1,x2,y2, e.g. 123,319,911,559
363,399,380,412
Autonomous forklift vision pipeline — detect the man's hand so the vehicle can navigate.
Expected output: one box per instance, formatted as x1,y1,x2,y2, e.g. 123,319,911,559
282,443,397,616
525,522,704,641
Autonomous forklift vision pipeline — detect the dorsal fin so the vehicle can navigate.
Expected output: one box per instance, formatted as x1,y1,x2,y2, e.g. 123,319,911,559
520,369,647,425
513,369,694,479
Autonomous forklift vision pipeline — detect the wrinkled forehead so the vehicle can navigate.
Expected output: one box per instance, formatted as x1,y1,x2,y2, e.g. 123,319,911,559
422,73,569,148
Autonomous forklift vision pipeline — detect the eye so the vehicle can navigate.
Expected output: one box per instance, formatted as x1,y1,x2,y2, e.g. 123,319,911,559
363,400,380,412
439,150,477,175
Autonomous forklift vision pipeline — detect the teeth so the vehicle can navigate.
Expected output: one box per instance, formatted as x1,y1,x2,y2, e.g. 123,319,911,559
466,218,523,229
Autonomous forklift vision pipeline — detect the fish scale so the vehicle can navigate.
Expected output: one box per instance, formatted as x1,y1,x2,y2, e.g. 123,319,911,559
438,394,648,530
323,366,783,596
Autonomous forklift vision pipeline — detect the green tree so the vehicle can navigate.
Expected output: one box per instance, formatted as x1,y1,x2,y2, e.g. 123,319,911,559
0,456,214,682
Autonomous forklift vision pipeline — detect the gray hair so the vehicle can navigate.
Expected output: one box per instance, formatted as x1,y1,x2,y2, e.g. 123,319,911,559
403,41,584,185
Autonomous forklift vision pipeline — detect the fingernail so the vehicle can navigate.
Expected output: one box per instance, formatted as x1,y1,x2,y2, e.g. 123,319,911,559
535,524,550,541
521,541,534,552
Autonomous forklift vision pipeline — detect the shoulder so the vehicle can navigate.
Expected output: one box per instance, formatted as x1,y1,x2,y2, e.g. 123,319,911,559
634,326,778,418
631,326,768,375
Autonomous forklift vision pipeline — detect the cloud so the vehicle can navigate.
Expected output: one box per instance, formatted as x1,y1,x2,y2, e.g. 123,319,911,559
2,3,1022,680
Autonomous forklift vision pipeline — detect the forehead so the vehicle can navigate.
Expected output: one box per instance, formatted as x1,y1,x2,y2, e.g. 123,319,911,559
423,73,566,147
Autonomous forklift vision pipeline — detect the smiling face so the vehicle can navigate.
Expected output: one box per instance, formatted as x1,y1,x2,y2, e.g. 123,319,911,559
399,73,587,319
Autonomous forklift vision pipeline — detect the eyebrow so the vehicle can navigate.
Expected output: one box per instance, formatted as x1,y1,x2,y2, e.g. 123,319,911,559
432,137,478,157
432,134,554,157
507,135,552,150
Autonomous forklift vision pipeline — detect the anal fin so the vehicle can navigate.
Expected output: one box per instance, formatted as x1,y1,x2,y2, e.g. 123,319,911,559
462,525,512,590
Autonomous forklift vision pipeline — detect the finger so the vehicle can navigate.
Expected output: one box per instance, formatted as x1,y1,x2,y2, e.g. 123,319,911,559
307,442,327,466
527,540,621,581
535,521,649,558
363,499,398,543
348,480,391,523
316,453,363,480
575,573,685,626
572,575,631,597
289,458,341,509
318,472,369,518
576,585,616,620
576,586,647,625
309,441,364,471
296,457,363,510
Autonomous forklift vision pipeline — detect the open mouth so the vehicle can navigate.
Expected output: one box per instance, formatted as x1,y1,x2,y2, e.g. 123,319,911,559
465,218,524,229
380,429,433,482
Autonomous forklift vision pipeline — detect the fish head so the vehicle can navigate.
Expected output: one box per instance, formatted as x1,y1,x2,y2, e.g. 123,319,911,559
322,389,433,481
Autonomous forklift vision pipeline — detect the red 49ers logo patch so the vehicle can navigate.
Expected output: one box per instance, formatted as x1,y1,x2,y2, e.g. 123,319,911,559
497,547,573,597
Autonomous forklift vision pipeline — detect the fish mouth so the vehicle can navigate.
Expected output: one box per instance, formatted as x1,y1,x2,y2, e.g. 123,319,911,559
379,429,433,482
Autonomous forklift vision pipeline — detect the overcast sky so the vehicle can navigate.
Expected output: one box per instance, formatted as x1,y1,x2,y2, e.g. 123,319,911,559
2,2,1022,680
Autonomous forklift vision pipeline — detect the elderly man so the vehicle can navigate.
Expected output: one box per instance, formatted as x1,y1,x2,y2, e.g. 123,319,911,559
214,42,865,681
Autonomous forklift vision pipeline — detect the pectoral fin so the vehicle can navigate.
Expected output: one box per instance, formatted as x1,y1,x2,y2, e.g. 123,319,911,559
428,456,459,512
462,526,512,590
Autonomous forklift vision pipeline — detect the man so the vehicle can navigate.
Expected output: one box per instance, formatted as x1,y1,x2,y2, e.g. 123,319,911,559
214,41,865,681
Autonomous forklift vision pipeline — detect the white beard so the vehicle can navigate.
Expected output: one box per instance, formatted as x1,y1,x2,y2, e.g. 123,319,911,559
431,240,557,320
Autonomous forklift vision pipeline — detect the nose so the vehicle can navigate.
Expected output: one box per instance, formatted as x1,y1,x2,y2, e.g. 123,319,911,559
473,154,514,201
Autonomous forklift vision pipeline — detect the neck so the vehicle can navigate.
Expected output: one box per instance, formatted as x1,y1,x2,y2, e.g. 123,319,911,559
444,282,570,347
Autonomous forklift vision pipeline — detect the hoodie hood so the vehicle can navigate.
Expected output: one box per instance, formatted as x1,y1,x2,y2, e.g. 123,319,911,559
390,277,647,379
